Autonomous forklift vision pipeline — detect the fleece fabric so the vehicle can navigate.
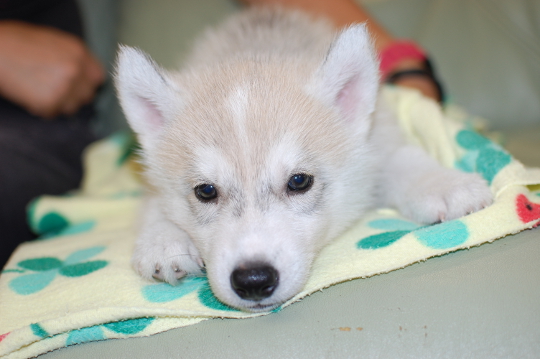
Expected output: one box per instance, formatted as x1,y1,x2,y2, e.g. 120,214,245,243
1,87,540,359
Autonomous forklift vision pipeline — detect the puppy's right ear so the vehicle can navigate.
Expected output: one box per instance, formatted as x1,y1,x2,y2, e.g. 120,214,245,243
115,45,179,150
310,24,379,138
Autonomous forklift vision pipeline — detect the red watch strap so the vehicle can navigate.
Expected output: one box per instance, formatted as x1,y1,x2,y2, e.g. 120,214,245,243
379,40,427,79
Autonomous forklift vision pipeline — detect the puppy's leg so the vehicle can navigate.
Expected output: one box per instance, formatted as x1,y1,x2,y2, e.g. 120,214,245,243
380,145,493,224
131,197,203,285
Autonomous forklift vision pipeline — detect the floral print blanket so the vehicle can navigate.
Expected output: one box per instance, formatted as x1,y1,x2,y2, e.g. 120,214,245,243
1,87,539,359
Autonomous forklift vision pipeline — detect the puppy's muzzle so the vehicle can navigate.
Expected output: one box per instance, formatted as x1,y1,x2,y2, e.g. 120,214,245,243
230,262,279,301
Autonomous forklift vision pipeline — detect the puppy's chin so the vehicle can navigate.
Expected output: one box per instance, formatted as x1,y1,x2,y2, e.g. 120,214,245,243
243,302,281,313
221,295,284,312
210,283,283,312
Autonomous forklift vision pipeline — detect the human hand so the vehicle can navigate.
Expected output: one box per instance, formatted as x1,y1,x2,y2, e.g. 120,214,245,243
387,59,442,102
392,76,441,101
241,0,442,102
0,21,105,119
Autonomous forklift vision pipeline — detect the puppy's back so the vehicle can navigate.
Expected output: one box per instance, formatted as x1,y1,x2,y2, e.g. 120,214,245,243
183,7,335,68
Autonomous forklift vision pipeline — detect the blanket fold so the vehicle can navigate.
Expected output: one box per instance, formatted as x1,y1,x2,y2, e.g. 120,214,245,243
1,87,539,359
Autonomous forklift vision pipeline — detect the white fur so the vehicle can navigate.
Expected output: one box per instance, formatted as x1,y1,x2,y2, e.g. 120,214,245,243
115,7,492,311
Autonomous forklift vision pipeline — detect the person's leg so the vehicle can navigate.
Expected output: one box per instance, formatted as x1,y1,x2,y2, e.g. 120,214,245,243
0,100,96,267
0,0,96,268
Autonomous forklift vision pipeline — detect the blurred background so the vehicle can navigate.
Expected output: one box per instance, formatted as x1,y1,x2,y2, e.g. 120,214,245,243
81,0,540,163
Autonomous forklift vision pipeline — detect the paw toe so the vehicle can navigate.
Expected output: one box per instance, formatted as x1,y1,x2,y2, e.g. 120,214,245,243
152,265,164,281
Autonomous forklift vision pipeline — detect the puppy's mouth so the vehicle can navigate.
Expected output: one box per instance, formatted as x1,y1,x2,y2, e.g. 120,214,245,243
245,302,279,312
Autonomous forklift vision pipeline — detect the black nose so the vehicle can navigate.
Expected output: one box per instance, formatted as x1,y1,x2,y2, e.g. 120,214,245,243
230,263,279,301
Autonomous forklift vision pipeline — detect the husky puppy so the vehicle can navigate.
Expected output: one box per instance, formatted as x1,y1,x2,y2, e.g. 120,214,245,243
115,8,492,311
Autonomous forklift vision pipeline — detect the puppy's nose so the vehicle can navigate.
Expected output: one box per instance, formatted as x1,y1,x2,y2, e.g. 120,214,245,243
230,263,279,301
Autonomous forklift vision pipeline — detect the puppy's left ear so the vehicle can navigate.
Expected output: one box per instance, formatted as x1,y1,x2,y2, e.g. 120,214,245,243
311,24,379,135
114,45,180,151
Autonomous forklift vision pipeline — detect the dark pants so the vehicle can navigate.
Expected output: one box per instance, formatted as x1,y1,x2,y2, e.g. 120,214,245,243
0,0,96,268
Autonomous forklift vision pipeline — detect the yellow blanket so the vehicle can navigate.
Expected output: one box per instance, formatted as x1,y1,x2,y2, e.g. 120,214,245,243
1,87,540,359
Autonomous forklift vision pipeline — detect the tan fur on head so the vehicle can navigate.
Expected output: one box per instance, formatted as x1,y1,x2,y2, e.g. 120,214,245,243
115,7,492,311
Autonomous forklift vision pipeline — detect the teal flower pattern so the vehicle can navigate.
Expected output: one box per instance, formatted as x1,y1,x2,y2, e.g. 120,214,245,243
357,218,470,250
357,219,424,249
29,211,95,239
142,276,239,312
66,317,155,346
7,246,108,295
455,129,511,184
26,318,154,347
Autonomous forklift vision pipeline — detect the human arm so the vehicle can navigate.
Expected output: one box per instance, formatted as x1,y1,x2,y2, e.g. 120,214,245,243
240,0,441,101
0,21,105,119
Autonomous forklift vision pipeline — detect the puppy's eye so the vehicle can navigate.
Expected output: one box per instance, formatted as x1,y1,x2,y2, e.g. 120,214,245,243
195,184,218,202
287,173,313,192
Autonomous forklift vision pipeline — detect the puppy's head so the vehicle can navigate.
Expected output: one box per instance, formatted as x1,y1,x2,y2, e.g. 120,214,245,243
115,24,379,311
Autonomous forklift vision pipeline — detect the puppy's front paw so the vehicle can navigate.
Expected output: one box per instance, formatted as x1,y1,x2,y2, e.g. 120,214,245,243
131,223,203,285
400,170,493,224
